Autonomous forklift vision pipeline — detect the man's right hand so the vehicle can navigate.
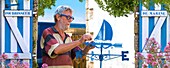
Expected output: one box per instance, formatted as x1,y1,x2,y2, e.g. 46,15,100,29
79,34,92,44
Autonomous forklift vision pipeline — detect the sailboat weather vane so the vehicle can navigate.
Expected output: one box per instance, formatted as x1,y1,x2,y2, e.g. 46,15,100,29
76,19,129,68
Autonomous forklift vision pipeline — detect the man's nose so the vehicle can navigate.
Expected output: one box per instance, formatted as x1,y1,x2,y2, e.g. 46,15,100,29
68,19,73,22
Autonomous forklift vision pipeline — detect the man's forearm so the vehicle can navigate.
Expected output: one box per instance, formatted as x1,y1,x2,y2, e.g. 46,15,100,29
54,40,82,54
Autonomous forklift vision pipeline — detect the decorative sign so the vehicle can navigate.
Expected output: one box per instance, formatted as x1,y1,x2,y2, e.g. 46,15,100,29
1,0,33,67
141,11,167,17
85,19,129,68
4,10,32,17
87,0,134,68
76,20,129,68
139,3,170,68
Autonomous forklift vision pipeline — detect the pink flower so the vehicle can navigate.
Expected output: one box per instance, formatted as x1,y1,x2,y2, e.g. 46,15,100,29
163,64,169,68
13,53,19,59
136,52,144,60
157,53,163,57
1,53,8,59
165,56,170,62
146,38,149,41
0,53,30,68
150,37,154,40
168,41,170,45
137,52,142,56
23,62,29,68
150,37,155,43
146,59,152,64
42,63,48,68
152,61,158,66
150,48,154,52
137,38,170,67
142,64,147,68
164,45,170,52
154,41,158,45
8,61,15,68
147,53,153,59
164,53,170,56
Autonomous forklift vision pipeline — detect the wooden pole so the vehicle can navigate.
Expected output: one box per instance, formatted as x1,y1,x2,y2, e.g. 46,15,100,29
33,0,38,68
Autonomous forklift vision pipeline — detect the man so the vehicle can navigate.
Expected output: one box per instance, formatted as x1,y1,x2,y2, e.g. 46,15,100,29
40,5,93,68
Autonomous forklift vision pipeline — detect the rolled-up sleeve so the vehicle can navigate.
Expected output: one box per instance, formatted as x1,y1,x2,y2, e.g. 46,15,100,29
41,29,59,58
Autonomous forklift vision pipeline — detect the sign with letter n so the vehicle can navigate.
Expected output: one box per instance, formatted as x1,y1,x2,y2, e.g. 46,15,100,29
139,3,170,55
138,2,170,67
0,0,33,67
139,0,170,56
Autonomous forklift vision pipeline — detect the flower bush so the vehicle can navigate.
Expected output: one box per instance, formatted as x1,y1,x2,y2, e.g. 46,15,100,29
136,38,170,68
0,53,29,68
41,63,48,68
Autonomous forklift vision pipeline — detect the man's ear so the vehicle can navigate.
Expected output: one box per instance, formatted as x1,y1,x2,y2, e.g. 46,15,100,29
56,14,60,21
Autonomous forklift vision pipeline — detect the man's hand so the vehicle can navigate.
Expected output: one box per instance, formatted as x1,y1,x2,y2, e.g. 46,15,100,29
79,34,92,44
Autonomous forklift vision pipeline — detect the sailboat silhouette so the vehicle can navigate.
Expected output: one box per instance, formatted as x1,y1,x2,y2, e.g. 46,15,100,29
92,19,122,48
95,19,113,40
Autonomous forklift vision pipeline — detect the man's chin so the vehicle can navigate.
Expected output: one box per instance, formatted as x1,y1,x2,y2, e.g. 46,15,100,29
64,27,70,30
67,27,70,29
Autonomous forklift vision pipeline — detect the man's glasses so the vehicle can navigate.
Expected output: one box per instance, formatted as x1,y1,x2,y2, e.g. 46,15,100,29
60,14,74,20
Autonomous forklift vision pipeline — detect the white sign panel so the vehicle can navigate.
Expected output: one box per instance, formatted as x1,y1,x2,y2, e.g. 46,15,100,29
87,0,135,68
4,10,32,17
141,11,167,17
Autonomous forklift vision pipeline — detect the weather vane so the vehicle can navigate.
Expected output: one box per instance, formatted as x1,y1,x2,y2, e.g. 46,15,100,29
76,19,129,68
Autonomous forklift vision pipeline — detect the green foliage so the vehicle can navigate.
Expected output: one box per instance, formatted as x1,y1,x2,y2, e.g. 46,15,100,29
38,0,56,16
95,0,170,17
38,0,170,17
142,0,170,12
79,0,84,2
95,0,138,17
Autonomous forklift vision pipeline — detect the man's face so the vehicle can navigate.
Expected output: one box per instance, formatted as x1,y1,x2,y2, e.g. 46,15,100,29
58,10,74,31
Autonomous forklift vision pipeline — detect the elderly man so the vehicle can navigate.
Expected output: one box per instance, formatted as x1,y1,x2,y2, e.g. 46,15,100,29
40,5,93,68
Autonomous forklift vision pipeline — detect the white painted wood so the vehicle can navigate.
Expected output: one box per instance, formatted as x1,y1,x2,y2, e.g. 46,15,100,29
140,52,166,58
11,0,18,52
23,0,31,63
5,53,31,59
142,17,149,52
141,5,168,52
23,0,30,53
5,17,29,53
167,15,170,43
142,6,149,52
154,4,161,45
149,17,166,38
154,4,161,10
11,24,18,52
0,0,5,54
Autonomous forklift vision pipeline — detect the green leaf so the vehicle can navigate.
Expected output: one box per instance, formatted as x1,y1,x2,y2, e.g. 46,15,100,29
95,0,170,17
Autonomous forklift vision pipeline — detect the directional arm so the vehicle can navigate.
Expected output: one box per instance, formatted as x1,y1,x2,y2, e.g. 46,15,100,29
76,40,123,59
84,40,122,48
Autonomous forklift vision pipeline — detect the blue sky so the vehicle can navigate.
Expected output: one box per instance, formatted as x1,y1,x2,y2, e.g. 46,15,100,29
38,0,86,24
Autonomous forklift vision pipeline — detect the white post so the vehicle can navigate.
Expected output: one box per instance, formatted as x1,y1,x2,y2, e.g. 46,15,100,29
0,0,5,54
